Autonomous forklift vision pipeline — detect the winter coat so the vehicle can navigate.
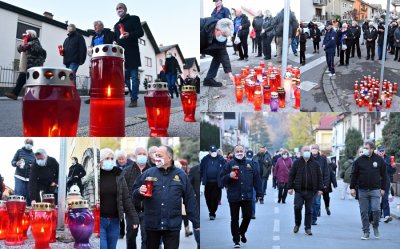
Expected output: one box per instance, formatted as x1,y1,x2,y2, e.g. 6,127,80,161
388,25,397,43
311,153,331,188
62,31,87,65
11,147,35,181
253,152,273,178
341,159,354,184
17,38,46,70
133,165,200,230
200,154,225,186
211,5,231,20
364,27,378,43
273,10,299,38
287,156,323,192
123,163,150,212
377,24,385,45
29,156,59,202
165,56,180,76
200,17,232,73
350,152,387,190
362,21,369,33
188,164,201,206
67,163,86,189
114,14,144,70
299,28,307,51
323,29,337,54
395,27,400,48
262,17,275,38
350,25,362,39
252,15,264,32
234,14,251,37
220,157,262,202
91,28,115,47
310,27,321,43
337,28,354,48
274,157,293,183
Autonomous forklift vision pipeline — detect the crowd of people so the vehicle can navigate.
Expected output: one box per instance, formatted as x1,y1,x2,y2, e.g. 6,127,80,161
100,145,200,249
200,0,299,87
201,140,396,248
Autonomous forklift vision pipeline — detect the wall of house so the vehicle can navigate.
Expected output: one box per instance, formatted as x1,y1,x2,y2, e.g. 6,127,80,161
183,64,199,78
156,47,185,79
138,31,157,89
0,9,19,68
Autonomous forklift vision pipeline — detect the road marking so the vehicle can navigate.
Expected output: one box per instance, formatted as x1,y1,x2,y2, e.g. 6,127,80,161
273,236,280,241
274,207,279,214
273,219,280,232
273,246,280,249
300,56,327,74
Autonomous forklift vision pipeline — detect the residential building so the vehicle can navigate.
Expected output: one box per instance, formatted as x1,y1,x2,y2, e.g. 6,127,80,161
183,58,200,79
325,0,354,21
314,115,336,155
301,0,328,22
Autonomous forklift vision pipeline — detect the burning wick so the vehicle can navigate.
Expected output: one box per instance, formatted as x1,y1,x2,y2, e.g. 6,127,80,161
107,85,111,97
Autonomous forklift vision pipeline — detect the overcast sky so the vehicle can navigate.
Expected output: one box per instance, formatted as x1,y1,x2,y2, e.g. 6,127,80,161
2,0,199,58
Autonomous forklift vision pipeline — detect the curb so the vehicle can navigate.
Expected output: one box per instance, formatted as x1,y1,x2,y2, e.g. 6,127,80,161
321,61,349,112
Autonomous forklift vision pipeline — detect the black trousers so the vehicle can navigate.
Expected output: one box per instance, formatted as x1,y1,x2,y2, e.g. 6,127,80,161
277,182,288,202
351,38,361,58
255,32,262,56
204,182,221,216
395,47,400,61
229,200,252,243
294,191,314,230
323,191,330,208
12,72,27,96
300,49,306,64
146,230,180,249
120,218,125,237
366,41,376,59
313,41,320,51
262,35,273,59
237,34,249,59
127,211,146,249
340,47,351,65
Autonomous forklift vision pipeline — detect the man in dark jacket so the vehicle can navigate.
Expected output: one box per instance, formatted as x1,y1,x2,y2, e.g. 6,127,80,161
323,21,337,77
337,23,354,66
165,51,181,99
388,21,398,54
364,22,378,60
62,24,87,87
211,0,231,20
200,17,235,87
114,3,144,107
11,139,35,205
123,147,151,249
350,21,362,58
288,146,323,236
66,157,86,195
252,11,264,57
362,19,369,45
246,150,260,219
350,141,387,240
200,145,225,220
133,146,199,249
299,23,307,65
233,9,251,61
262,10,275,60
29,149,59,204
189,162,200,249
377,22,386,60
273,9,299,63
377,146,396,223
220,145,262,248
253,146,272,204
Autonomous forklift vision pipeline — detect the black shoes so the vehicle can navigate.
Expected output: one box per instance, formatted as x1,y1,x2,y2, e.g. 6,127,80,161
312,221,317,225
305,229,313,236
326,207,331,216
251,216,256,219
4,92,18,100
128,100,138,107
293,225,299,233
234,242,241,248
240,234,247,243
84,99,90,104
203,79,223,87
260,199,264,204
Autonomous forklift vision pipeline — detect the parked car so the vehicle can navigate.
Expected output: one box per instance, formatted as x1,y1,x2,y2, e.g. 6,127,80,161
303,21,326,38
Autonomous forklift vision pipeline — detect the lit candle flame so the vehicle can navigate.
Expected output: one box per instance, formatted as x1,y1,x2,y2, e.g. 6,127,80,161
188,99,191,104
156,108,160,116
107,85,111,97
41,227,44,233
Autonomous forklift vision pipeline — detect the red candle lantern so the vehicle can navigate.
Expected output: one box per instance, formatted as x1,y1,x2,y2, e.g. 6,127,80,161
143,177,156,197
58,45,63,56
22,67,81,136
277,87,286,108
0,201,8,240
144,82,171,137
180,85,197,122
235,86,244,104
368,102,373,111
393,83,398,93
119,23,125,39
386,98,392,109
292,67,300,78
241,69,246,78
358,99,363,108
5,195,26,246
354,90,359,100
263,86,271,104
42,194,56,243
90,44,125,136
232,166,239,180
269,74,277,92
21,208,30,240
354,82,358,91
248,82,255,102
94,200,100,238
294,86,300,109
234,74,241,86
31,202,54,249
245,66,250,75
253,91,262,111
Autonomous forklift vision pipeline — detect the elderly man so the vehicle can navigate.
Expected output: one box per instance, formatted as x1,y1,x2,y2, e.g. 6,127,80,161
148,146,158,167
123,147,151,249
252,10,264,57
200,17,235,87
350,21,362,59
114,3,144,108
253,145,272,204
351,142,387,240
364,22,378,60
288,146,323,236
211,0,231,20
233,8,251,61
29,149,59,204
133,146,199,249
62,24,87,86
261,10,275,60
377,146,396,223
220,145,262,248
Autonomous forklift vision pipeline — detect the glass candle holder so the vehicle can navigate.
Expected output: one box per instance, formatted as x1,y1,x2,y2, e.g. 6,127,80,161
5,195,26,246
144,177,156,197
31,203,54,249
270,92,279,112
180,86,197,122
235,86,243,104
263,86,271,104
269,74,277,92
21,208,30,240
144,83,171,137
68,200,94,249
0,201,8,240
386,98,392,109
232,166,239,180
277,87,286,108
294,86,300,109
253,91,262,111
248,82,255,102
234,74,241,86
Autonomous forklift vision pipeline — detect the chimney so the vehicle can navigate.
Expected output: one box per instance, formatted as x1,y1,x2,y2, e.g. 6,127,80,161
43,11,54,19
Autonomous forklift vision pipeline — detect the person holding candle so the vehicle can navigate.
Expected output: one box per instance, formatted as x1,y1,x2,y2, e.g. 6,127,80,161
133,146,200,249
100,148,139,249
393,20,400,62
220,145,262,248
364,22,378,60
10,139,35,206
377,146,396,223
66,157,86,195
29,149,59,204
114,3,144,108
323,21,337,77
288,146,323,236
261,10,275,60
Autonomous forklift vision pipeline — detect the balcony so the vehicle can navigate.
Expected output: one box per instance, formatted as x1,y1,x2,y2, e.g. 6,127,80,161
313,0,328,6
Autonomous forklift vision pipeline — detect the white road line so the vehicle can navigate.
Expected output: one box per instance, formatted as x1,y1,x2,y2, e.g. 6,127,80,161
273,219,280,232
273,236,280,241
300,56,327,74
274,207,279,214
272,246,280,249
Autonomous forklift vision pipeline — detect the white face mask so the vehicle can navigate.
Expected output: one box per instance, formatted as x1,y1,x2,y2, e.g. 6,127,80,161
166,54,172,58
117,9,125,18
282,154,288,159
235,153,244,160
155,157,165,168
36,159,46,167
311,149,319,155
211,152,217,158
25,144,33,150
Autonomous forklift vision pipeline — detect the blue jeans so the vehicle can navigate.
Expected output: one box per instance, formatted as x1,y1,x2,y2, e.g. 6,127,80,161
252,189,256,217
381,191,390,217
14,177,31,206
378,44,385,60
312,193,321,223
326,53,335,74
261,178,268,197
66,62,79,87
100,217,120,249
125,68,139,101
165,72,178,97
291,37,298,55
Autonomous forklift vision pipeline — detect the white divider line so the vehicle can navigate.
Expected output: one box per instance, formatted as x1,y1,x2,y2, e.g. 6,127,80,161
273,219,280,232
273,236,280,241
273,246,281,249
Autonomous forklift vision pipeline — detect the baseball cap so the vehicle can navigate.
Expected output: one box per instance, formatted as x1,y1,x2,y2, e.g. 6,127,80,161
209,145,218,152
378,145,385,151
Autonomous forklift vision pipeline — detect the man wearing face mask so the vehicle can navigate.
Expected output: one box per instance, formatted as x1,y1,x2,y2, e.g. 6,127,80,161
148,146,158,167
133,146,200,249
220,145,262,248
200,17,235,87
200,145,225,220
350,141,387,240
29,149,59,204
11,139,35,205
121,147,151,249
253,146,272,204
164,51,181,98
261,10,275,60
114,3,144,108
364,22,378,60
288,146,323,236
66,157,86,195
252,10,264,57
310,144,331,225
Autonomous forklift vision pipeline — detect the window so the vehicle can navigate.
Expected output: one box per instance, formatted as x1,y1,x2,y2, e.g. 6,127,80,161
145,57,152,67
139,38,146,46
16,21,41,39
145,75,153,82
159,59,163,66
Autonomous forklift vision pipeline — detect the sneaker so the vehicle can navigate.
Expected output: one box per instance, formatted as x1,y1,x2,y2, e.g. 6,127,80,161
128,100,138,107
361,233,370,240
305,229,313,236
234,242,240,248
293,225,300,233
326,207,331,216
384,216,393,223
203,79,223,87
373,227,379,239
312,221,317,225
240,234,247,243
4,92,18,100
328,73,333,77
209,215,216,220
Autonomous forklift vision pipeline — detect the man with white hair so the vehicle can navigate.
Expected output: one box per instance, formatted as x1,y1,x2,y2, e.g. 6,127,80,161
200,17,235,87
350,21,362,59
4,30,46,100
261,10,275,60
364,21,378,60
148,146,158,167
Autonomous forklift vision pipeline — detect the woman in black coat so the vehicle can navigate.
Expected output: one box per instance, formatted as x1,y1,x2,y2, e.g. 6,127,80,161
67,157,86,195
310,24,321,53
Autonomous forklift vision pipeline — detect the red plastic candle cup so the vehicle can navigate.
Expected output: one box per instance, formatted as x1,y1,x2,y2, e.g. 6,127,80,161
90,44,125,136
5,195,26,246
94,200,100,238
22,34,29,45
390,156,395,166
253,91,262,111
234,74,241,86
22,67,81,136
368,102,373,111
248,82,255,102
294,86,300,109
269,74,277,92
180,85,197,122
358,99,363,108
144,177,156,197
0,201,9,240
144,82,171,137
292,67,300,78
232,166,239,180
277,87,286,108
58,45,63,56
21,208,30,240
354,90,359,100
263,85,271,104
393,83,398,93
31,203,54,249
235,86,243,104
241,69,246,78
386,98,392,109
